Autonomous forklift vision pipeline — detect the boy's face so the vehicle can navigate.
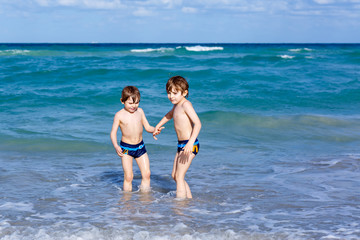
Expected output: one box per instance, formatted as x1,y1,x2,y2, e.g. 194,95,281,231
167,87,188,105
122,97,139,113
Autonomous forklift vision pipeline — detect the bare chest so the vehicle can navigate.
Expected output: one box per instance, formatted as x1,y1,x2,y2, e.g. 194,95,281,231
119,112,142,129
173,106,189,123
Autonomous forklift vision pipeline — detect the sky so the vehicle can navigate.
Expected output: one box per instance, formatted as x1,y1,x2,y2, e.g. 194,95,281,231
0,0,359,43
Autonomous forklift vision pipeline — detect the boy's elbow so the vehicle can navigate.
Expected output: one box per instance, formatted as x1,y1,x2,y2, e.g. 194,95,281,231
110,132,115,140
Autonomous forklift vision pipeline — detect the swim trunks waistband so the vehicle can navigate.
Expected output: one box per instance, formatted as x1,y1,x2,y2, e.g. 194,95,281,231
177,139,199,148
120,140,147,158
120,140,145,151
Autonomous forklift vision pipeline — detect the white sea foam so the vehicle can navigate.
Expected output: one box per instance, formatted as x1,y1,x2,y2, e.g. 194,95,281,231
289,48,312,52
279,55,295,59
130,47,174,53
0,49,30,55
226,208,249,214
32,212,59,219
132,209,164,219
172,222,188,231
348,153,360,159
0,202,34,212
185,45,224,52
0,225,315,240
316,159,341,167
53,186,68,195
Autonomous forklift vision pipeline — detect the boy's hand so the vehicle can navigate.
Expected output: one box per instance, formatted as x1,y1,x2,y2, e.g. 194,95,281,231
153,126,165,140
178,143,194,164
178,151,189,164
183,142,194,156
115,145,124,157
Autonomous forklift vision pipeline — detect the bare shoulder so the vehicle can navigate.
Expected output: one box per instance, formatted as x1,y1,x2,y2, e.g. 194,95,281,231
136,108,146,118
114,109,125,119
182,100,194,110
137,107,144,114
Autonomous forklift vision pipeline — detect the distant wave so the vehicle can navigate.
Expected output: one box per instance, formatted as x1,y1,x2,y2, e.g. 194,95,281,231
289,48,313,52
0,135,112,153
130,46,224,53
278,55,295,59
0,49,30,55
200,110,359,130
185,45,224,52
130,47,175,53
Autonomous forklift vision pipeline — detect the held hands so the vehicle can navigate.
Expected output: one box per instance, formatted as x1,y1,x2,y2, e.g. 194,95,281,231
153,126,165,140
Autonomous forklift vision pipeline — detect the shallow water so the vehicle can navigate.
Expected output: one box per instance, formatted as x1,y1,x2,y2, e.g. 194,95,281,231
1,43,360,239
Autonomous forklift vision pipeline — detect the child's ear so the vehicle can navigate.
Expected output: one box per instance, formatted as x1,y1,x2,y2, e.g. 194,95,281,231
120,98,124,104
183,90,188,97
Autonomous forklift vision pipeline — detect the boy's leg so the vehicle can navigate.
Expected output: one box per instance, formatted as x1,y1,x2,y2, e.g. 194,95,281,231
135,153,151,192
184,181,192,199
121,155,134,192
172,152,193,198
171,152,179,181
174,152,196,199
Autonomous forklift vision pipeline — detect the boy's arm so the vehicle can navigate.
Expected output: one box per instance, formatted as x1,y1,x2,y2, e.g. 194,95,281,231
153,108,174,140
139,108,155,133
182,101,202,154
110,112,124,157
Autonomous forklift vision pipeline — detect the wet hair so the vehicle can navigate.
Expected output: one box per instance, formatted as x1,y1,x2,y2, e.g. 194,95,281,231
121,86,140,103
166,76,189,98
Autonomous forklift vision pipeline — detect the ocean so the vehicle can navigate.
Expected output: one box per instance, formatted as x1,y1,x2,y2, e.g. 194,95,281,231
0,43,359,239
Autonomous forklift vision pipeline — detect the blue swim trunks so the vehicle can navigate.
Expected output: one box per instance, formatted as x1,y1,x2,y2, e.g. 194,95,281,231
177,139,200,155
120,140,147,158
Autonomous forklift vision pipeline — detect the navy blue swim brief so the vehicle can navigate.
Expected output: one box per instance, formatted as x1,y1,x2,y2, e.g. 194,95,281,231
120,140,147,158
177,139,200,155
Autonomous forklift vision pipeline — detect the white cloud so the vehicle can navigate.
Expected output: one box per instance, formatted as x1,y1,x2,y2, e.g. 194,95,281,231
35,0,50,6
182,7,197,13
56,0,125,9
83,0,125,9
133,7,154,16
161,0,182,8
313,0,334,4
1,0,360,16
57,0,78,7
132,0,182,8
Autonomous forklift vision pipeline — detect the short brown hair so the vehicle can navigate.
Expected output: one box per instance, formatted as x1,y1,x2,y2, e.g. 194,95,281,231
166,76,189,98
121,86,140,103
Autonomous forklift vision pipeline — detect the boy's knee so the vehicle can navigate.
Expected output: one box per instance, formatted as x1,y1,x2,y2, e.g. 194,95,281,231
124,173,133,183
143,170,151,180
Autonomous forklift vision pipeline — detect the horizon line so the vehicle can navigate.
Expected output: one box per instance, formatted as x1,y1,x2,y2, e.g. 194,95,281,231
1,42,360,45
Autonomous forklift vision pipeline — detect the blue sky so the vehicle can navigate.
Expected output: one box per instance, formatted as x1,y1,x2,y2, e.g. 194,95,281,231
0,0,359,43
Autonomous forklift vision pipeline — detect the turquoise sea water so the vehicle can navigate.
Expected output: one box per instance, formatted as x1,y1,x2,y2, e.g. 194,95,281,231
1,43,360,239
